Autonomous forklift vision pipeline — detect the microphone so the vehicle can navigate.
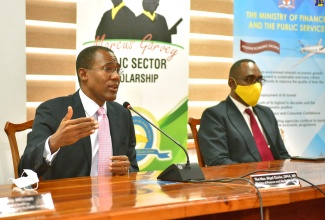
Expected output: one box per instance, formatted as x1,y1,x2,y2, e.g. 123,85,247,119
123,101,205,182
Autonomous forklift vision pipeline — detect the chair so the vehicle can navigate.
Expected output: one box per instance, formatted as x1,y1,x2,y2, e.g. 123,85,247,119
4,120,34,178
188,117,206,167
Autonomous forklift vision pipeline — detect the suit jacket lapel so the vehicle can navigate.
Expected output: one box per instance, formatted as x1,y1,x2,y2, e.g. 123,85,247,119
226,97,261,161
253,107,276,149
106,102,120,155
71,91,92,167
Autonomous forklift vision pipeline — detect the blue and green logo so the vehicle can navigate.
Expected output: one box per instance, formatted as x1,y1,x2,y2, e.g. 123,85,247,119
132,107,171,170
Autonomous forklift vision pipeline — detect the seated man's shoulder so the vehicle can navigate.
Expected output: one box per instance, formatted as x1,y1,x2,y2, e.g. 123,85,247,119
255,104,273,111
205,100,227,112
38,94,73,108
108,101,128,113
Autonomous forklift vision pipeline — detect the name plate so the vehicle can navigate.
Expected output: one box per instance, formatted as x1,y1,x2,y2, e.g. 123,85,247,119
0,192,55,217
250,171,300,190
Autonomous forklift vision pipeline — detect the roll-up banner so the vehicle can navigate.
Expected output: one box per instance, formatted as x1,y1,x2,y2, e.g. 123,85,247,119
77,0,190,171
234,0,325,157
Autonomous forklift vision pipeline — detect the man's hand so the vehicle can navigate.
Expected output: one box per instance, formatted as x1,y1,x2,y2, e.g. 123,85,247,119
49,106,98,153
109,155,131,175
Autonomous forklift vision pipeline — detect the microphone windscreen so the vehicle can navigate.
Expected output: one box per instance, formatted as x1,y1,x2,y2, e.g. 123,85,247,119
123,102,131,109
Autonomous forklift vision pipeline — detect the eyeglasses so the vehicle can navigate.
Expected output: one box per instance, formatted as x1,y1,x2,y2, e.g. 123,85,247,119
233,75,266,85
87,66,124,76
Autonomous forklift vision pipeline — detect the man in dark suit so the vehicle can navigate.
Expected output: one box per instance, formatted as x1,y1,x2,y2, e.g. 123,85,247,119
95,0,136,40
19,46,139,180
198,59,291,166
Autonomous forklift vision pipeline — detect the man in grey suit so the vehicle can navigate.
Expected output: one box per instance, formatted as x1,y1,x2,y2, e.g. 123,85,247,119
19,46,139,180
198,59,291,166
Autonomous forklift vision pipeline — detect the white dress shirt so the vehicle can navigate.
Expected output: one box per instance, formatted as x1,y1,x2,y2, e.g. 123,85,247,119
43,89,106,176
229,96,269,145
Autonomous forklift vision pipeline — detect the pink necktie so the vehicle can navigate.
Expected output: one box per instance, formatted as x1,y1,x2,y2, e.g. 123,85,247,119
245,108,274,161
97,107,113,176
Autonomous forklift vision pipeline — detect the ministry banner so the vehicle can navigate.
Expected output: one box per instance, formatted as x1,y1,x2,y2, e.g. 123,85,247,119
234,0,325,157
77,0,190,171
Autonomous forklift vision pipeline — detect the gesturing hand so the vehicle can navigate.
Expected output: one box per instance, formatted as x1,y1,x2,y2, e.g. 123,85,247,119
49,106,98,153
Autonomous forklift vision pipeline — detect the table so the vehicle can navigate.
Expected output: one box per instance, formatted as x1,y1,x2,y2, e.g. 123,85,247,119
1,159,325,219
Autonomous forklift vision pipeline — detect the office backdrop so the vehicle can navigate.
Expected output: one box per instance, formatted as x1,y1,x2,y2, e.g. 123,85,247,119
234,0,325,157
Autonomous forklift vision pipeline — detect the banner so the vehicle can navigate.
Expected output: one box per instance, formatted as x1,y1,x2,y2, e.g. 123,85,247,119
234,0,325,157
77,0,190,171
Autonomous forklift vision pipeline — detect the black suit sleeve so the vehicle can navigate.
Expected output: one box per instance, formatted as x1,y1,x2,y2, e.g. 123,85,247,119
198,107,238,165
19,101,60,177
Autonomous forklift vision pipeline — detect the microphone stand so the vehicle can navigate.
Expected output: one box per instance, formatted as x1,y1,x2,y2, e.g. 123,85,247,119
124,102,205,182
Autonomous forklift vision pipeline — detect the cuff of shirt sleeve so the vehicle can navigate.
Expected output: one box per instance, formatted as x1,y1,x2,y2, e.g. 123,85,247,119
43,136,59,165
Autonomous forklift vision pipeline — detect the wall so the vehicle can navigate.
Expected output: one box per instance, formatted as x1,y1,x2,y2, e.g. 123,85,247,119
24,0,234,123
0,0,234,183
0,0,26,183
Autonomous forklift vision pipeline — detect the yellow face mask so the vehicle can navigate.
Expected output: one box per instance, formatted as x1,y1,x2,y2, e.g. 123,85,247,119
233,79,262,106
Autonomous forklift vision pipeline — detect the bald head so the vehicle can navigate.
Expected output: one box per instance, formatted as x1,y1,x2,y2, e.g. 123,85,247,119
229,59,256,78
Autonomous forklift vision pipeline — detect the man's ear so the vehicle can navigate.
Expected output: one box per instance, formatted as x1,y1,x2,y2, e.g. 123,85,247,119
78,68,88,82
228,77,236,89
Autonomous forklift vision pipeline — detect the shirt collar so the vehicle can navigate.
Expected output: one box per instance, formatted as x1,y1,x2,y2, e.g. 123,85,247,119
229,95,252,114
79,89,106,117
143,10,156,21
112,1,125,20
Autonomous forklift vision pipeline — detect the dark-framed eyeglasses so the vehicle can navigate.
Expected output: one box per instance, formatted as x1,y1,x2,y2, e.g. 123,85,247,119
233,75,266,85
87,66,124,76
